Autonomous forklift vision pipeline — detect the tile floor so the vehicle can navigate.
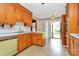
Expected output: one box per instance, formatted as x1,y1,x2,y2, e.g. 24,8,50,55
17,38,70,56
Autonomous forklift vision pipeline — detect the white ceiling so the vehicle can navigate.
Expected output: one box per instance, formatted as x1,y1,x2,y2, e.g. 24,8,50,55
20,3,66,19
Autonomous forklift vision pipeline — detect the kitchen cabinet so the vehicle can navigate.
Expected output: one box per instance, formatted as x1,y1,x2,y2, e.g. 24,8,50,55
65,3,79,56
70,36,74,55
67,35,79,56
27,13,32,26
0,3,32,26
32,33,45,47
0,4,5,24
23,13,32,26
5,4,16,25
61,15,66,45
26,33,32,47
74,38,79,56
66,3,79,33
14,3,32,26
15,7,24,22
66,36,71,53
18,34,26,52
66,3,69,18
18,33,45,52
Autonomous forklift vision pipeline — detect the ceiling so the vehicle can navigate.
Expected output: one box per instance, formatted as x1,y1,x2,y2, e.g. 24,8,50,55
20,3,66,19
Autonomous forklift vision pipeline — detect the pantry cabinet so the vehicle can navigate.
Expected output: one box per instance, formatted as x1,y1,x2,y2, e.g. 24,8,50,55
66,3,79,33
61,15,66,45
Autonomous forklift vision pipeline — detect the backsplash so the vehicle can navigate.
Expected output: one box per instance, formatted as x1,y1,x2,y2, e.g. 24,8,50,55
0,22,31,33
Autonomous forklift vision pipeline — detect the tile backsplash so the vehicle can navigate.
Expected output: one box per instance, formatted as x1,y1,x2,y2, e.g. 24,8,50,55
0,22,31,33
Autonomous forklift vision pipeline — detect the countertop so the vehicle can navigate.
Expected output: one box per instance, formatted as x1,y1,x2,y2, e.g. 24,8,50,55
0,31,45,41
69,34,79,39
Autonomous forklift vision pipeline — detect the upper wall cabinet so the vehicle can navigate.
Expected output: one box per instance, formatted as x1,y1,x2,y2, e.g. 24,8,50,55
0,4,5,24
0,3,32,26
15,7,23,22
66,3,79,33
14,3,32,26
5,4,16,25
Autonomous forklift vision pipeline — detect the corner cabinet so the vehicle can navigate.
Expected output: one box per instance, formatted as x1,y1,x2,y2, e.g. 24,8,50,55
32,33,45,47
17,33,45,52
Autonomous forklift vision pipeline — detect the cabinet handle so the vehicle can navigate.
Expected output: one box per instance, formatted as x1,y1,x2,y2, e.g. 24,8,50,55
23,37,27,39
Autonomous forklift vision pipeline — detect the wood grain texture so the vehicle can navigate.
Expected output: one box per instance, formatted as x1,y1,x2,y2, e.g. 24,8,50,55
61,15,66,45
17,33,45,52
0,3,32,26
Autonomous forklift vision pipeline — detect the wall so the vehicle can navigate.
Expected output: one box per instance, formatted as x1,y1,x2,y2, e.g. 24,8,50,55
37,19,53,39
0,22,31,33
36,18,61,39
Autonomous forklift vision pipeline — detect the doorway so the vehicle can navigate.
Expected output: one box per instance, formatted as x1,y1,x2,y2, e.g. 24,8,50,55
51,21,60,39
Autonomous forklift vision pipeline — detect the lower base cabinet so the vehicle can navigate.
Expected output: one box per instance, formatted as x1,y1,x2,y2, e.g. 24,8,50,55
74,38,79,56
18,34,27,52
66,36,79,56
26,34,32,48
32,33,45,47
66,36,71,53
18,33,45,52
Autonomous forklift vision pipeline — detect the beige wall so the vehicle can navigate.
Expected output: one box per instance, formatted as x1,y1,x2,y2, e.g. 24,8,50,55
37,19,53,39
33,17,61,39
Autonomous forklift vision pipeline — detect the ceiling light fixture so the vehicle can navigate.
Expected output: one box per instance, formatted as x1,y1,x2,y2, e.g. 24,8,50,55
41,3,45,5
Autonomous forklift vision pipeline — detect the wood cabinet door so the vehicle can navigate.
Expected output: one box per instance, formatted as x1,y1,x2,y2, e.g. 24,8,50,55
23,14,28,24
28,13,32,26
74,38,79,56
26,13,32,26
26,34,32,47
15,7,23,22
5,4,16,25
18,34,26,52
32,33,44,47
0,4,5,24
61,15,66,45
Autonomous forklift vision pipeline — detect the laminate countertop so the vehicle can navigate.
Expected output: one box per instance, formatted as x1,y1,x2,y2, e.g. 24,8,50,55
0,32,23,41
69,34,79,39
0,31,45,41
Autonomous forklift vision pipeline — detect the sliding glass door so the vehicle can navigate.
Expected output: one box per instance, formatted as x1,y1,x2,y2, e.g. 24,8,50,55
51,21,60,39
